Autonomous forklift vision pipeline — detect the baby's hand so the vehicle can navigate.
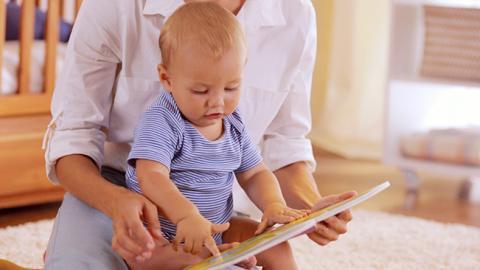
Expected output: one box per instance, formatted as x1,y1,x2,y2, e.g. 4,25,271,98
255,202,310,235
174,214,230,257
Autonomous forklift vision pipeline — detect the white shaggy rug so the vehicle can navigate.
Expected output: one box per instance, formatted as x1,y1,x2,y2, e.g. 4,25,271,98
1,210,479,269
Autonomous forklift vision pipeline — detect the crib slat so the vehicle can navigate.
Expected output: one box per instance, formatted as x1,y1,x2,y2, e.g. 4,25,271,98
0,2,5,94
59,0,65,19
44,0,60,95
18,0,35,95
0,95,51,117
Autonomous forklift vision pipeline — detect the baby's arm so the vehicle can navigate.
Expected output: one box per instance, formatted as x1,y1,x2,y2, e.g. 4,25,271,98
136,159,222,256
236,162,309,234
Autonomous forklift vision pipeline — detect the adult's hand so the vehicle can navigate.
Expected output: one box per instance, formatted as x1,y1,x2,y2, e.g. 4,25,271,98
307,191,357,246
111,188,167,265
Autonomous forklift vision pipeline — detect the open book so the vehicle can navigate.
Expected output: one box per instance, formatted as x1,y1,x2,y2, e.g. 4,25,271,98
185,181,391,270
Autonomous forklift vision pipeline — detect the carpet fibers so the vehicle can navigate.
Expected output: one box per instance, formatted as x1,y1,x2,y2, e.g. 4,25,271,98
1,210,479,269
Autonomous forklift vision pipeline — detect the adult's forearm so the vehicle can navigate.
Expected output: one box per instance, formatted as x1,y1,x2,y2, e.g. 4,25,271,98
56,154,128,217
274,161,321,210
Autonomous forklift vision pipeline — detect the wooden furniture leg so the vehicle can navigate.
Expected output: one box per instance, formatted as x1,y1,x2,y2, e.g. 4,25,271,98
401,168,420,209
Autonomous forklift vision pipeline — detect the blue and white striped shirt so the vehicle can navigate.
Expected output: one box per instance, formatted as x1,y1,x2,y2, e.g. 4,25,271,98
126,92,262,243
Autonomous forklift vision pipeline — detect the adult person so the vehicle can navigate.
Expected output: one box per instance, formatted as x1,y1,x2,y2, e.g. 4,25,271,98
43,0,355,269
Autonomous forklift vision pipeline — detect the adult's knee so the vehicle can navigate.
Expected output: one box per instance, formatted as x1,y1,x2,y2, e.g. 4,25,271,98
45,249,128,270
44,193,127,270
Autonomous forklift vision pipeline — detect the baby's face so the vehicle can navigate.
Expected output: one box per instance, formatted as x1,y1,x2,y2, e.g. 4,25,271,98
159,44,246,128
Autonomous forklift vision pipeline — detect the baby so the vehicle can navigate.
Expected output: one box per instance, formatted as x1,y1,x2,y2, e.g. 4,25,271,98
126,2,308,269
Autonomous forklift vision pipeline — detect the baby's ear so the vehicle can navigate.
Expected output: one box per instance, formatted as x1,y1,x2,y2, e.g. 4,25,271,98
157,64,172,92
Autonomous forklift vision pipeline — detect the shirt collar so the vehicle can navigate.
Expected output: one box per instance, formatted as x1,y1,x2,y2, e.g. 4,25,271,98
143,0,182,18
143,0,285,27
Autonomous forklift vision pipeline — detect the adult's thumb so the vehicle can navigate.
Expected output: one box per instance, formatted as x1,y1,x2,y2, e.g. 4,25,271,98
312,191,357,211
211,222,230,234
144,203,167,244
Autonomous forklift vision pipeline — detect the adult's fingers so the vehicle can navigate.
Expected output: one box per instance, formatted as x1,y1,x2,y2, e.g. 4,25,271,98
337,208,353,222
129,219,155,251
236,255,257,269
323,215,348,234
112,224,145,259
314,223,338,241
307,230,331,246
143,202,166,242
312,191,357,211
112,233,137,264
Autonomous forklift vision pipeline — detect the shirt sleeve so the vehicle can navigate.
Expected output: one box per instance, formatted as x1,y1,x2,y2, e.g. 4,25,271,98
43,0,121,184
260,1,317,172
127,106,181,169
236,128,263,173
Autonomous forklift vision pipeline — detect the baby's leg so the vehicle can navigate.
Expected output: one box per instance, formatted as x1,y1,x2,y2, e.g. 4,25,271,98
128,239,203,270
44,193,128,270
223,216,298,270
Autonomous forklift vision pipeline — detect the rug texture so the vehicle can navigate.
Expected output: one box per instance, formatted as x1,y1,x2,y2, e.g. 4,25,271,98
1,210,479,269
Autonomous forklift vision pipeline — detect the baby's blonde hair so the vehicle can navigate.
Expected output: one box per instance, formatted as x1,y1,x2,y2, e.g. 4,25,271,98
159,2,246,67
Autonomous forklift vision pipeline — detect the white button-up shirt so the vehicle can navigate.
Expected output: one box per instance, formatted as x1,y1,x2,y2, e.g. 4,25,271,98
44,0,317,184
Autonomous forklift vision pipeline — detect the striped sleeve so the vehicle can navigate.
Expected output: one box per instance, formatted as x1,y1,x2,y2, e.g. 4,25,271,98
236,129,263,173
127,106,181,169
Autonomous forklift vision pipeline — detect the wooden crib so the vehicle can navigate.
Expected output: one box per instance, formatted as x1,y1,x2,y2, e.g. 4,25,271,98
0,0,81,208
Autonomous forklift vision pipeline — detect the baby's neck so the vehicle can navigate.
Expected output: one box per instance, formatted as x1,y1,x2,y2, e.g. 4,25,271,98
194,120,224,141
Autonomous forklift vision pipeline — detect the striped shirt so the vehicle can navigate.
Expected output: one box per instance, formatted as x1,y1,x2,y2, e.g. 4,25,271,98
125,92,262,243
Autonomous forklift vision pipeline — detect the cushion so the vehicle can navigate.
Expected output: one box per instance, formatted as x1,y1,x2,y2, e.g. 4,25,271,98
6,1,72,43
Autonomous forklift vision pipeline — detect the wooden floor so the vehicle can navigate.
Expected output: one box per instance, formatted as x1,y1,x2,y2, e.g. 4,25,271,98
312,148,480,227
1,148,479,228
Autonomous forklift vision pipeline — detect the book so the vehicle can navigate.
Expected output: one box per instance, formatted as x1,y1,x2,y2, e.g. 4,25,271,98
185,181,391,270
